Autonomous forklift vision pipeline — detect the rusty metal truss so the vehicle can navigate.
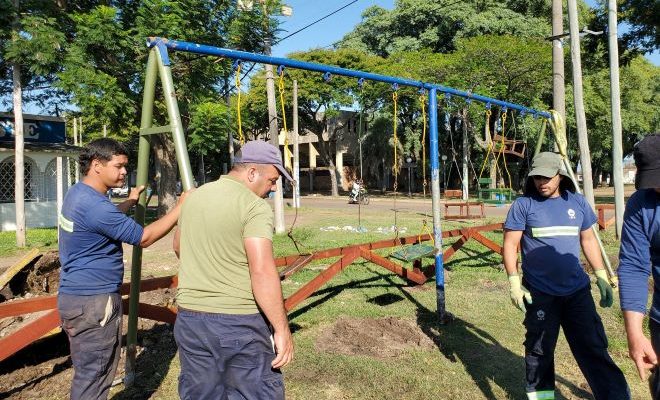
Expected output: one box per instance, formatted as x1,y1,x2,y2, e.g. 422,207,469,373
0,222,503,364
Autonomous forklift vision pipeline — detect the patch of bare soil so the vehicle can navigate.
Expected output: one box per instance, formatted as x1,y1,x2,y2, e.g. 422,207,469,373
0,287,178,400
316,316,435,358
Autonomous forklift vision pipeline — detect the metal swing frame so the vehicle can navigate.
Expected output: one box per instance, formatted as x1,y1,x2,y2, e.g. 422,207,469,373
128,37,552,382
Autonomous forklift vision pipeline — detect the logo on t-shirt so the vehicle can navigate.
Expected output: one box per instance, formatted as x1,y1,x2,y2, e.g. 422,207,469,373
537,310,545,321
567,209,576,219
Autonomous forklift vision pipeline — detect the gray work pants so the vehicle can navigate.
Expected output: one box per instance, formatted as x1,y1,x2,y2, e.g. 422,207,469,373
58,292,122,400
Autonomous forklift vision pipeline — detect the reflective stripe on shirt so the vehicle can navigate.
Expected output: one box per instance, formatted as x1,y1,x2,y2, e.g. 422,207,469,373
531,226,580,237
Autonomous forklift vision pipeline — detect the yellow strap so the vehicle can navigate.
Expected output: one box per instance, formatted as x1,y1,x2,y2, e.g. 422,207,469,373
235,64,244,145
419,219,435,246
498,111,513,189
278,70,292,170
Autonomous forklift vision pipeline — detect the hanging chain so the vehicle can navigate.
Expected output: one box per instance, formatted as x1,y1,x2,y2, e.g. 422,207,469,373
420,94,427,197
392,90,399,193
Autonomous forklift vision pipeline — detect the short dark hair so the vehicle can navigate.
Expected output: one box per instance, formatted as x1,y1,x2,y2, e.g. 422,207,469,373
79,138,128,175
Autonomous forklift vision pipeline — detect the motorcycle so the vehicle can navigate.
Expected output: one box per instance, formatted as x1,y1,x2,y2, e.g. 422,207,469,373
348,186,369,205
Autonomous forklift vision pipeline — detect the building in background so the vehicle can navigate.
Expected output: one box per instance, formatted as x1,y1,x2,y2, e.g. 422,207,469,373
0,113,79,232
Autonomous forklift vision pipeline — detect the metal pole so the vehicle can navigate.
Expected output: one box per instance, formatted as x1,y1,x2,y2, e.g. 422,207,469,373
125,47,157,387
73,117,79,182
155,45,195,190
429,88,447,322
147,38,551,119
264,64,286,233
56,156,63,242
567,0,596,208
533,119,548,157
408,166,412,197
359,110,364,180
607,0,625,238
293,80,300,208
261,4,286,234
561,156,617,283
461,109,469,200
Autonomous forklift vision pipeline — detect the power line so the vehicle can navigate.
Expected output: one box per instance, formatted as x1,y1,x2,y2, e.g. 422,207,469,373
221,0,360,98
276,0,359,44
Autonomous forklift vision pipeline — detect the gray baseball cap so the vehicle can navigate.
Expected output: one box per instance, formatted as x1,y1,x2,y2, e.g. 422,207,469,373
234,140,293,182
528,152,570,178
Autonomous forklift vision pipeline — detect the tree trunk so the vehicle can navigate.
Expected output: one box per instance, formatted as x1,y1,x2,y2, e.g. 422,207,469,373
153,135,178,218
567,0,595,208
12,0,25,247
316,129,339,197
329,157,339,197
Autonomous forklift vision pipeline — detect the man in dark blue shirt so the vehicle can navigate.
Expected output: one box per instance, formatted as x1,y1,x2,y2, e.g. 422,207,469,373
618,134,660,397
58,138,187,400
503,152,629,400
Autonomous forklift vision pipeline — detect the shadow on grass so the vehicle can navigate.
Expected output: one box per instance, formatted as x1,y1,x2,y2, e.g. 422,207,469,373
111,324,176,400
372,272,594,400
443,246,502,270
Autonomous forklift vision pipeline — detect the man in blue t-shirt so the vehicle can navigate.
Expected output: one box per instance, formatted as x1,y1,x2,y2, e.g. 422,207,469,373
58,138,188,400
503,152,629,400
618,134,660,398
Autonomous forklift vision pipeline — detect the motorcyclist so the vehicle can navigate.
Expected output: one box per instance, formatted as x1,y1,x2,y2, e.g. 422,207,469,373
349,179,362,203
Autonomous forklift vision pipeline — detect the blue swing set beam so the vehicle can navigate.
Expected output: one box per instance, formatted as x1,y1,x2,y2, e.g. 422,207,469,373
145,37,550,322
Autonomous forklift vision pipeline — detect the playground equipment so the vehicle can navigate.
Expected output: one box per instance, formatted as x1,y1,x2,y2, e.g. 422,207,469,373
123,37,554,383
0,221,506,364
477,108,524,204
0,39,618,382
441,106,485,219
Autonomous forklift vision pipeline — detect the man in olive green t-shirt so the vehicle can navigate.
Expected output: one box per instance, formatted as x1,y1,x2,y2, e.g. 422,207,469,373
173,140,294,400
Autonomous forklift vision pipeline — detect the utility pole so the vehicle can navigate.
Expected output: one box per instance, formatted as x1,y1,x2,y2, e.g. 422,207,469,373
12,0,25,247
551,0,566,121
73,117,79,182
293,80,300,208
607,0,625,238
262,2,286,234
567,0,596,208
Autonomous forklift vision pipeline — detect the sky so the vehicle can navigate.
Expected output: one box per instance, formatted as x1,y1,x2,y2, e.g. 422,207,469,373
271,0,659,65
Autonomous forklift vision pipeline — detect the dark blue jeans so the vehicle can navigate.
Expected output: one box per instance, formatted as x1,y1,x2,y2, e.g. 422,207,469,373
58,292,122,400
174,309,284,400
523,284,629,400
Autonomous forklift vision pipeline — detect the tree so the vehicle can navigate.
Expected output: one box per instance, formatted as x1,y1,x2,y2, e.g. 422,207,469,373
1,0,67,246
569,56,660,183
339,0,551,57
50,0,278,215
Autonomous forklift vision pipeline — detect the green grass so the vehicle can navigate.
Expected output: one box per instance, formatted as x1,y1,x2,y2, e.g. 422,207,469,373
0,203,646,399
111,207,648,400
0,228,58,257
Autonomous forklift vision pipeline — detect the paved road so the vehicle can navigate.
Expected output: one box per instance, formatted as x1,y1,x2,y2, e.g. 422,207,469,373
276,195,512,219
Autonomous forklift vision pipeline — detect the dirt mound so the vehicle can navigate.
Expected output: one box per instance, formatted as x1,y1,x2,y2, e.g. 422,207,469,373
316,316,435,358
0,251,60,302
25,251,60,295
